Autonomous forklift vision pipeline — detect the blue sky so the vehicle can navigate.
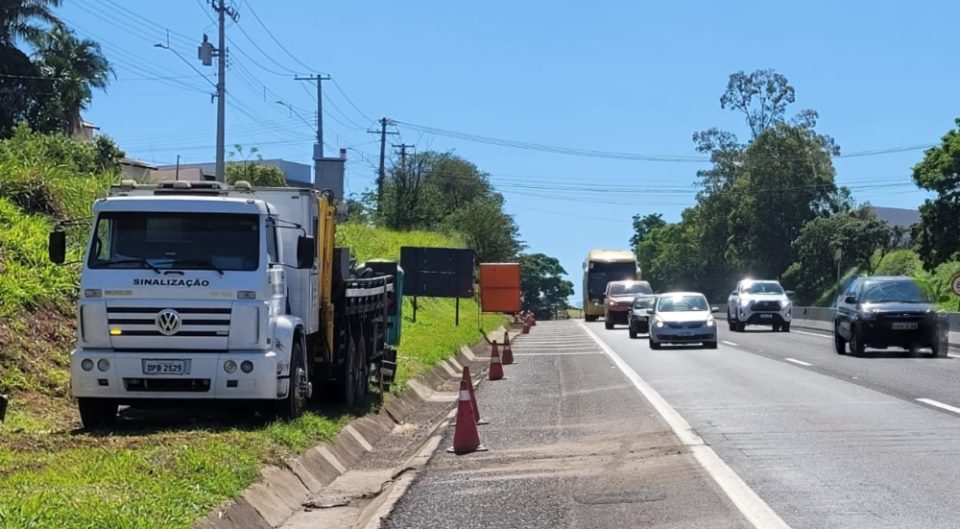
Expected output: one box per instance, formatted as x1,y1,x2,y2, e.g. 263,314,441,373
61,0,957,299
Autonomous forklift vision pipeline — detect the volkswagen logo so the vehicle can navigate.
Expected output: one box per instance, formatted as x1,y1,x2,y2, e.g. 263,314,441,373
156,309,181,336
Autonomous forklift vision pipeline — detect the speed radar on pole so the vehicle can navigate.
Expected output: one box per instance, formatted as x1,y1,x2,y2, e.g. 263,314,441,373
951,273,960,296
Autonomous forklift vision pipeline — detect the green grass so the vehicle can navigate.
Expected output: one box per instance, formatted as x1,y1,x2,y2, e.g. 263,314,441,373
336,223,463,262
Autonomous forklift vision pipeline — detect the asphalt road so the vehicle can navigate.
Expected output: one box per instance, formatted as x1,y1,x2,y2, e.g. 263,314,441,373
590,320,960,528
382,321,751,529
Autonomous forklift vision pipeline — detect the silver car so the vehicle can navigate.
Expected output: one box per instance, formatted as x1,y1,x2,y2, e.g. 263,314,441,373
648,292,719,349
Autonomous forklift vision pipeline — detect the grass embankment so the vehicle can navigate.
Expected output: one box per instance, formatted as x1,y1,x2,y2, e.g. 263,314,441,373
810,249,960,310
0,131,505,529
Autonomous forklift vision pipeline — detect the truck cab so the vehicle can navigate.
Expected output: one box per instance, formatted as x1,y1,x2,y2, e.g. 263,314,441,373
51,181,395,427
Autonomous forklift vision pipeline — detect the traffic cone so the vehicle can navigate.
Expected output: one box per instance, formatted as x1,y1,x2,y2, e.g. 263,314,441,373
447,377,486,454
502,331,514,364
461,366,488,425
488,341,504,380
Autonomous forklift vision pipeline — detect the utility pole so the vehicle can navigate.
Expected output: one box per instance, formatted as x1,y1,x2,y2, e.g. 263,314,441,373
393,143,415,174
391,143,415,228
198,0,237,182
367,118,397,215
295,74,331,159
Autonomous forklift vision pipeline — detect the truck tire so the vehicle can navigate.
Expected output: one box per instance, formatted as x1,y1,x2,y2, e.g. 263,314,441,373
277,341,307,420
605,318,614,330
340,336,358,408
585,315,598,322
78,398,117,429
930,340,945,358
629,325,637,339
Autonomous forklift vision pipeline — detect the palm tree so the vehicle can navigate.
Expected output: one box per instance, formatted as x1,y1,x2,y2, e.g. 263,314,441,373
0,0,61,45
32,24,113,135
0,0,62,136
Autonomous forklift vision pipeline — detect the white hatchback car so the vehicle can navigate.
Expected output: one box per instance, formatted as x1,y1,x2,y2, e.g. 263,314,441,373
648,292,719,349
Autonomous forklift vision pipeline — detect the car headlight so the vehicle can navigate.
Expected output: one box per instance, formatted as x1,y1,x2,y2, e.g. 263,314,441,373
655,319,664,328
705,318,715,327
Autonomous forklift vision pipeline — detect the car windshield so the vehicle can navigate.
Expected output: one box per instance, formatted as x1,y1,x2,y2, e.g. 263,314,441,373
861,280,930,303
633,296,656,309
657,295,708,312
743,282,784,294
610,282,652,296
88,212,260,272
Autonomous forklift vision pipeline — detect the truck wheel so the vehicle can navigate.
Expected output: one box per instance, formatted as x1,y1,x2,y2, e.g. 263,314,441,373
277,341,308,420
585,315,598,322
340,337,358,408
78,398,117,429
629,325,637,339
930,340,945,358
605,318,614,330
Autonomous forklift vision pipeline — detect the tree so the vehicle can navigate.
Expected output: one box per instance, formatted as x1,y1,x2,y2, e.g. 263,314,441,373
0,0,62,137
444,197,523,263
519,253,574,320
911,119,960,270
629,213,666,249
226,146,285,186
29,24,113,135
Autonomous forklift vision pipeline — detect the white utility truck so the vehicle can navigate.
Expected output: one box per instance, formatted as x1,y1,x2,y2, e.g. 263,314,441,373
49,180,397,428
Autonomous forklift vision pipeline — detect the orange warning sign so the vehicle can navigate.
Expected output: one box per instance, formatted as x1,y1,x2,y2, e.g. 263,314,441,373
479,263,521,313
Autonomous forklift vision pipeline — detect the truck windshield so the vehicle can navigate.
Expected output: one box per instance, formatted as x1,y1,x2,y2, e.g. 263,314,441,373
88,212,260,272
587,261,636,296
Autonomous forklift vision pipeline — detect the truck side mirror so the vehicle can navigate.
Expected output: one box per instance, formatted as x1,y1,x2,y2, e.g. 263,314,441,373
49,231,66,264
296,236,315,269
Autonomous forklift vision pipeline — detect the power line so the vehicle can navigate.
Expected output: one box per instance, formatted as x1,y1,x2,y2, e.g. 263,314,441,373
242,2,315,73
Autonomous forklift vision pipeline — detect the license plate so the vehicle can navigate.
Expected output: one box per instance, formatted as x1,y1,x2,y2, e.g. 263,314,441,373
891,322,918,331
760,314,773,319
142,359,190,375
679,331,694,337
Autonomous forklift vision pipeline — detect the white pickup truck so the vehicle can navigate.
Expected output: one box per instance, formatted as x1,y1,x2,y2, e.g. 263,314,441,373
727,279,793,332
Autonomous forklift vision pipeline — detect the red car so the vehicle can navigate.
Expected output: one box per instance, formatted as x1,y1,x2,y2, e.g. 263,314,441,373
604,280,653,329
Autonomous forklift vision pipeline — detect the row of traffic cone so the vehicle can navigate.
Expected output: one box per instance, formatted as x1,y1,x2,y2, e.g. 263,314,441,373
449,331,518,454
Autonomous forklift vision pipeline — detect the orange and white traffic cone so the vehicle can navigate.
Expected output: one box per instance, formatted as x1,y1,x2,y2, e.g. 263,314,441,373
488,341,504,380
502,331,514,365
447,377,486,454
462,366,488,425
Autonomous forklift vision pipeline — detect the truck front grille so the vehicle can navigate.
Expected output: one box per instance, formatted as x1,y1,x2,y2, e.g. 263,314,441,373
751,300,781,311
107,306,231,337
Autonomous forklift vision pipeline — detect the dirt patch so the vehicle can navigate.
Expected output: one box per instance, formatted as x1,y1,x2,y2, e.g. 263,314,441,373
0,304,75,398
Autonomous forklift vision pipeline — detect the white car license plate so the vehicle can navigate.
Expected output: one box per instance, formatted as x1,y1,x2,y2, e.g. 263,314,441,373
142,359,190,375
891,322,918,331
760,314,773,319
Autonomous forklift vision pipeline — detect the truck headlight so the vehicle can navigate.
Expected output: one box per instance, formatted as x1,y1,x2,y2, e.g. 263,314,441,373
96,359,110,372
81,359,94,371
240,360,254,373
224,360,237,373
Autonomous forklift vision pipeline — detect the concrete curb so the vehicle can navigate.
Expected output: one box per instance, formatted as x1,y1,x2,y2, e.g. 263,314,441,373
194,324,517,529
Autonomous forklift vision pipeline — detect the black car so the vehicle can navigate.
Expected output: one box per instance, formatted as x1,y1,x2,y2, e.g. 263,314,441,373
628,294,657,339
834,276,947,357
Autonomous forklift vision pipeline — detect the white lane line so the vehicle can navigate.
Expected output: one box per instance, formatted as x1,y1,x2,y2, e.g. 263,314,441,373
792,330,831,339
916,398,960,415
513,352,604,357
784,358,813,367
721,340,740,347
577,320,791,529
